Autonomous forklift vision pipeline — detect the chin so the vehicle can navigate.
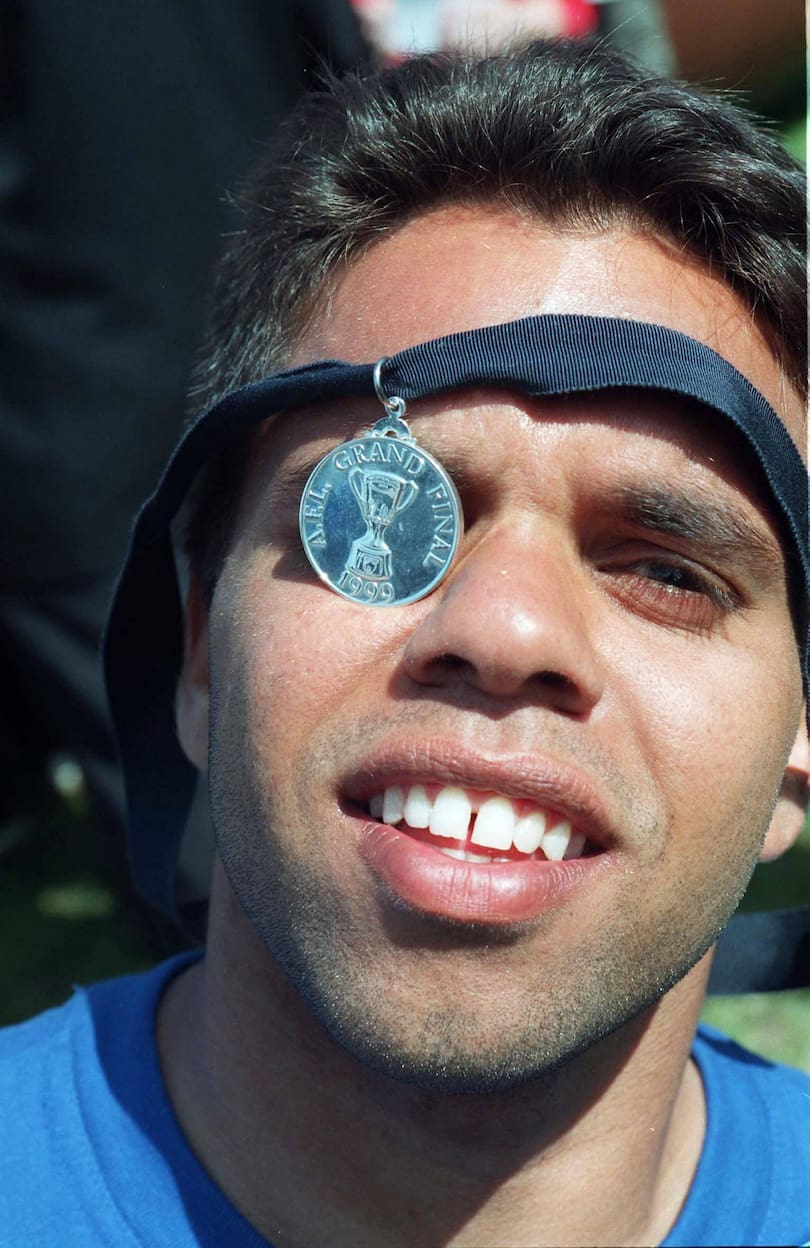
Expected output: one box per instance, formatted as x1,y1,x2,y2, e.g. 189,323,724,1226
248,892,710,1097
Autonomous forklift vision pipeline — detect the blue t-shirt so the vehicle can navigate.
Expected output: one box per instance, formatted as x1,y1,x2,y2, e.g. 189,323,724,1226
0,956,807,1246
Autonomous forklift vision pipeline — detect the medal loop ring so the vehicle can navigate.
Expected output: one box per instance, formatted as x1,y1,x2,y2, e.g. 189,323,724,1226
372,358,410,438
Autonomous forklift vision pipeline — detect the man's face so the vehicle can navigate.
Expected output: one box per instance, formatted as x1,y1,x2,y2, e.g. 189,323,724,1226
191,208,804,1091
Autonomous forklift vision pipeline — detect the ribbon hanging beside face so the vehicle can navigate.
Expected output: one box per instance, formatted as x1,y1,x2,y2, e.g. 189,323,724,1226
299,360,463,605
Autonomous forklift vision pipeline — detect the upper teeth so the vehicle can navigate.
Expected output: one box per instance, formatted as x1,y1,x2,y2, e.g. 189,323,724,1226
369,784,586,860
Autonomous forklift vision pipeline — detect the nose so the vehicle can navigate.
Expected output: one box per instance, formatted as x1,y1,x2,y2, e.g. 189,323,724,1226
403,522,605,715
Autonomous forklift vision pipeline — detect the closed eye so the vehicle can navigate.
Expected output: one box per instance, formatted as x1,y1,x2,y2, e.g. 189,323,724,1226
600,551,740,631
633,558,734,601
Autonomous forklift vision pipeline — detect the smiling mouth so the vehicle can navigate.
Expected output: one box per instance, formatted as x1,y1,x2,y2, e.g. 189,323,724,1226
362,783,594,863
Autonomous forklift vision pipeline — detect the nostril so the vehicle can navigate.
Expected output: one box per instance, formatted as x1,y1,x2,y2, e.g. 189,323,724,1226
413,653,595,712
537,670,572,690
437,654,467,671
422,654,477,685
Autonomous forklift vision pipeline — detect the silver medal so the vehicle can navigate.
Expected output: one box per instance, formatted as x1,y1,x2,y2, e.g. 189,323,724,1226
299,360,462,606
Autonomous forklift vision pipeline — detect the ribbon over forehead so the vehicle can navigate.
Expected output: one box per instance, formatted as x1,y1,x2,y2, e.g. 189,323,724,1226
104,315,809,988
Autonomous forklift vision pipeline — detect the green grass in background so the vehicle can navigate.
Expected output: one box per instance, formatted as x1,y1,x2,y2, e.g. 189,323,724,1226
0,793,186,1027
700,815,810,1070
781,113,806,162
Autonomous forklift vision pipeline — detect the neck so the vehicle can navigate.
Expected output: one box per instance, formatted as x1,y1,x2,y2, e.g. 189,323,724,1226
158,882,709,1248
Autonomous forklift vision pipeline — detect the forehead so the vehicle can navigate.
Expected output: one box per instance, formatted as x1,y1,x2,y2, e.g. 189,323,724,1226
291,205,806,454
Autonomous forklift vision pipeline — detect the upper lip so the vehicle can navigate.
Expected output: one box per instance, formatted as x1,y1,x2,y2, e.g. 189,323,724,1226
341,738,619,850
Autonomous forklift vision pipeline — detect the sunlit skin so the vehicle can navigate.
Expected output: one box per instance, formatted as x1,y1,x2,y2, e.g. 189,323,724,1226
161,208,807,1247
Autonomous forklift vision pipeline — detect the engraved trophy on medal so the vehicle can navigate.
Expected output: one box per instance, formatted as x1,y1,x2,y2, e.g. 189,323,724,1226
346,469,418,586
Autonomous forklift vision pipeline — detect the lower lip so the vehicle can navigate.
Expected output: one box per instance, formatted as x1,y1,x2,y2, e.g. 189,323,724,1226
357,820,609,924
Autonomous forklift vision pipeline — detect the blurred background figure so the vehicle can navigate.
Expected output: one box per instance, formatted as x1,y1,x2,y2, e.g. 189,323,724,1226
352,0,804,108
0,2,368,901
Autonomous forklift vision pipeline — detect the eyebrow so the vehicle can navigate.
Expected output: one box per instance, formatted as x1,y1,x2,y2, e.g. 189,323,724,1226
272,457,326,502
608,482,785,580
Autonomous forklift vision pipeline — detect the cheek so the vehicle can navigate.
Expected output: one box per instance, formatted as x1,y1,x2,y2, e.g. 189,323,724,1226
211,554,409,774
609,628,801,844
213,590,321,775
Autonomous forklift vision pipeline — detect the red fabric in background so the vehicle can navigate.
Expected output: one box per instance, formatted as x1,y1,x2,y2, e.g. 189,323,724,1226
561,0,599,36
